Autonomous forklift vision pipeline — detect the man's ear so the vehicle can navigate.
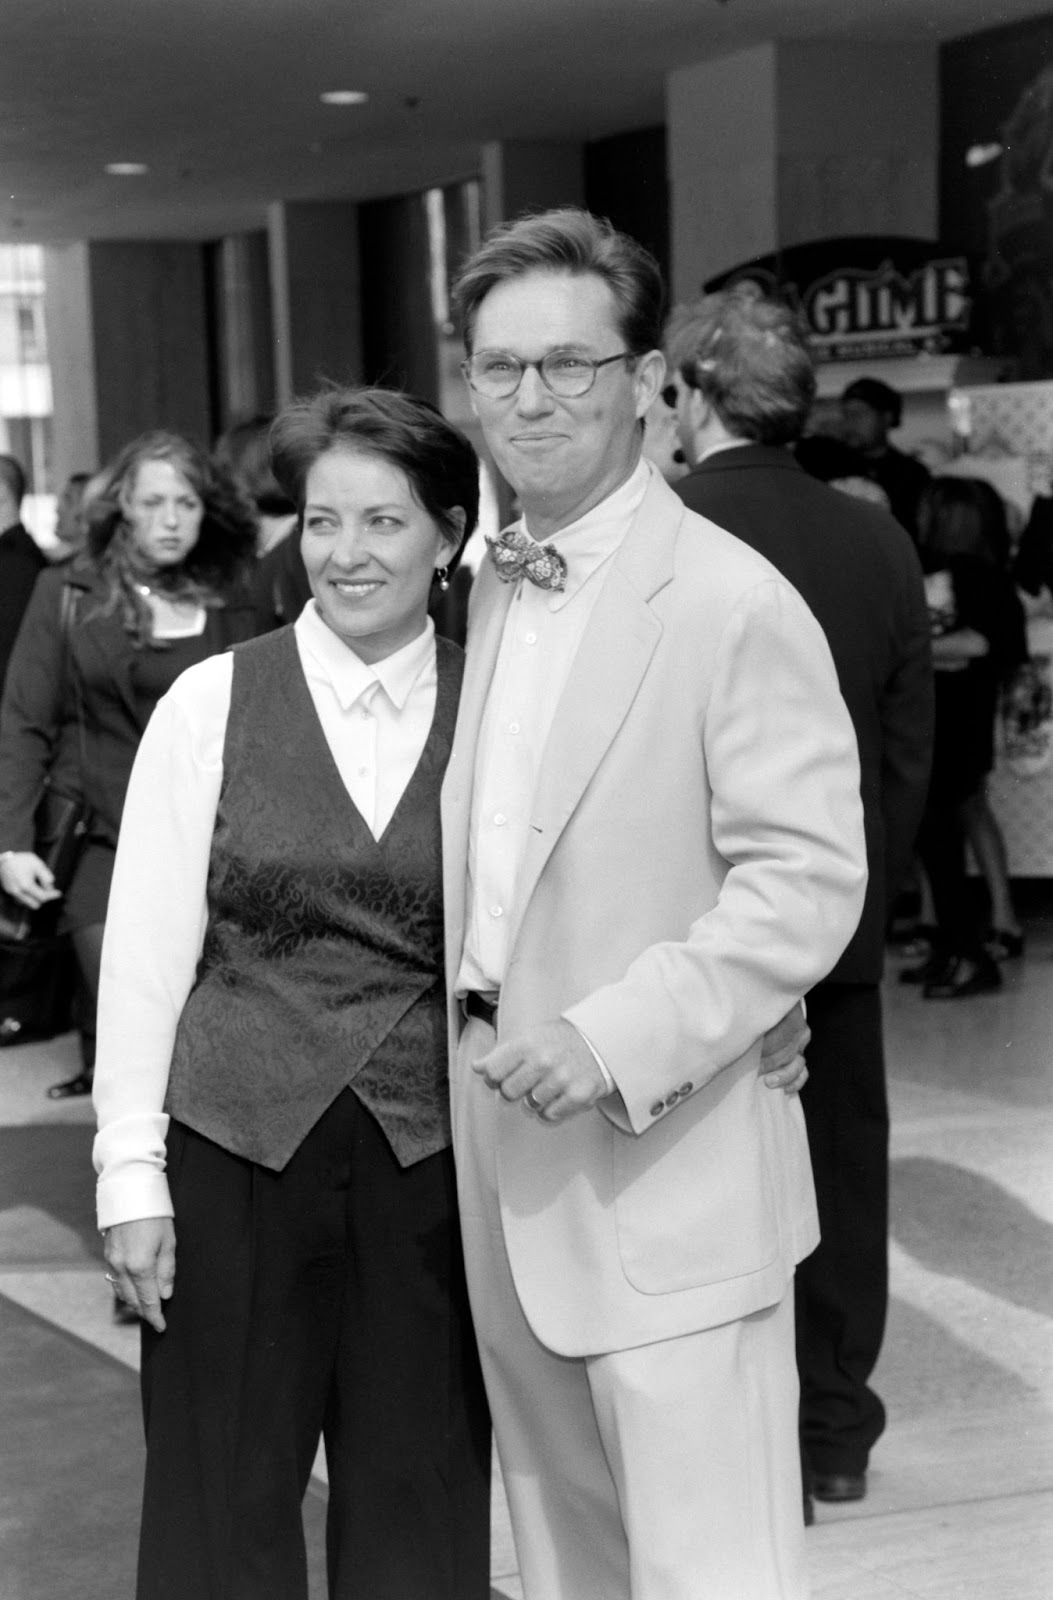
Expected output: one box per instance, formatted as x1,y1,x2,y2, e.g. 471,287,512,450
632,349,666,419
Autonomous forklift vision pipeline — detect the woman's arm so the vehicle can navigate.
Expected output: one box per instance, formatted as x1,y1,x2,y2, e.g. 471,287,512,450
92,655,232,1325
0,571,68,853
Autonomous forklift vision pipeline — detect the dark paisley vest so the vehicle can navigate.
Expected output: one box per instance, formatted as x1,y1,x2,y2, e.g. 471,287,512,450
166,626,463,1170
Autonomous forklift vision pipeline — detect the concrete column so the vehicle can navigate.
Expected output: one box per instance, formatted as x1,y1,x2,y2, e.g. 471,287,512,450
214,231,275,427
667,40,938,300
268,200,362,404
43,243,99,481
480,141,585,231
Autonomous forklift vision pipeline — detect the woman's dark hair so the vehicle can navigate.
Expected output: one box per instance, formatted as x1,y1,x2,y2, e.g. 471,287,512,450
269,386,480,571
452,207,665,357
917,476,1011,571
665,283,816,447
82,430,257,644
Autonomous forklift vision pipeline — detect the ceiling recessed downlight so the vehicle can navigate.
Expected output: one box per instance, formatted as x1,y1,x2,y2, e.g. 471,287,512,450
105,162,149,176
320,90,369,106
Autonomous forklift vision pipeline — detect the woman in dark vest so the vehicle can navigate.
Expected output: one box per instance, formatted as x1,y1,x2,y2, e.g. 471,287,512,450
92,389,490,1600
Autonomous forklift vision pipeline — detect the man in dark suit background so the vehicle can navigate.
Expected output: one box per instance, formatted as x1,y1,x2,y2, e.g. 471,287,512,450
666,285,934,1517
0,454,46,695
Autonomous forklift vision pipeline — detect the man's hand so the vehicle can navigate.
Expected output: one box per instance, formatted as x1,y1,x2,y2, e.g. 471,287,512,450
103,1217,176,1333
0,850,61,910
473,1019,609,1124
760,1001,810,1094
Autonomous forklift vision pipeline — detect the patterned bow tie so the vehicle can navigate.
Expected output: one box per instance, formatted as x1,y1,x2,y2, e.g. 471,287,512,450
485,527,567,592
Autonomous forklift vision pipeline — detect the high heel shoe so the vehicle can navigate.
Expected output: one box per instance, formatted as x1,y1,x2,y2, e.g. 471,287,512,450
923,953,1002,999
46,1071,93,1099
985,928,1024,961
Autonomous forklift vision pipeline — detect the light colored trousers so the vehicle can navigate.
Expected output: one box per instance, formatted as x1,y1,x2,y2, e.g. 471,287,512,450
454,1015,811,1600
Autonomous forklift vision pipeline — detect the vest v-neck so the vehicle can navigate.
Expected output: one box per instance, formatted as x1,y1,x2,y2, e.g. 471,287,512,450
272,625,459,860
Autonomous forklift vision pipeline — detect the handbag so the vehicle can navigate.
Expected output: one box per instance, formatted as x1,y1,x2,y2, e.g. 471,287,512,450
0,787,89,943
0,582,90,945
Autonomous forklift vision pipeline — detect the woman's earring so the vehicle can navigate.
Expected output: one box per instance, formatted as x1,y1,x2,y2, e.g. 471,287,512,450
436,566,450,593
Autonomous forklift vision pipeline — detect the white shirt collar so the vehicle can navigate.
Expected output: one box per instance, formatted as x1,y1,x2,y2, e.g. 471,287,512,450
519,457,653,606
695,438,756,466
295,600,435,712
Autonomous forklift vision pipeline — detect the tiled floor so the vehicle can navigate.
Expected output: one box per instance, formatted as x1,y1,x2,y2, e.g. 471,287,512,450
1,926,1050,1598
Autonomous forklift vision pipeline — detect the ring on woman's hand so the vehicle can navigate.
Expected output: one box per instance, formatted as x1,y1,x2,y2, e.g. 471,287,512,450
104,1272,118,1284
524,1090,543,1113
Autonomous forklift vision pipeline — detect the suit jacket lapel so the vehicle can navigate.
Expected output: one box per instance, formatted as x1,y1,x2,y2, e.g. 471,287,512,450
507,472,680,950
69,577,141,727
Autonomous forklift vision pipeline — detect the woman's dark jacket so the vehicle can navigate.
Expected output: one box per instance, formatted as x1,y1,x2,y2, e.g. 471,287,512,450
0,557,258,853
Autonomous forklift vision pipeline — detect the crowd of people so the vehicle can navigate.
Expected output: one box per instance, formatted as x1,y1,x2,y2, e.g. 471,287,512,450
0,206,1041,1600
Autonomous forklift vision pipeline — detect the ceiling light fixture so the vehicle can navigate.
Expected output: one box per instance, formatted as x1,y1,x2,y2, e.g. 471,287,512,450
320,90,369,106
965,142,1003,169
105,162,149,176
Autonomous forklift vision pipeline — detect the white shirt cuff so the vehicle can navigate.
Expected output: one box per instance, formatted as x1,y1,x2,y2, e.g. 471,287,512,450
565,1019,616,1094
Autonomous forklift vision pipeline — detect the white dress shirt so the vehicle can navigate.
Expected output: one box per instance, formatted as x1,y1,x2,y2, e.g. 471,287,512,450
457,458,651,1007
92,603,439,1230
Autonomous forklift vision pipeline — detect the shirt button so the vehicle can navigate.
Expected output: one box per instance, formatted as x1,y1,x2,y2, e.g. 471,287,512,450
493,813,507,826
524,631,538,645
489,905,504,919
360,707,372,720
357,766,369,777
508,721,521,735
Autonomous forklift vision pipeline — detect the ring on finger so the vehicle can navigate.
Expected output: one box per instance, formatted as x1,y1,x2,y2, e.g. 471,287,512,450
524,1089,543,1113
104,1272,118,1284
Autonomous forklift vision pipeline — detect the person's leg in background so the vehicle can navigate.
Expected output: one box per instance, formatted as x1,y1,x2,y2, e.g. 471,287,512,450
959,783,1024,958
912,794,1001,998
796,982,888,1509
47,919,104,1098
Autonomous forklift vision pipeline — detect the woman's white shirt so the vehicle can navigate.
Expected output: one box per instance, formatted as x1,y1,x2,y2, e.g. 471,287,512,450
92,603,439,1230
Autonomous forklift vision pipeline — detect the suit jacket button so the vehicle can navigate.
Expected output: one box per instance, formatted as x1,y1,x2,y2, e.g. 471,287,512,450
664,1094,679,1109
680,1081,693,1095
650,1101,664,1118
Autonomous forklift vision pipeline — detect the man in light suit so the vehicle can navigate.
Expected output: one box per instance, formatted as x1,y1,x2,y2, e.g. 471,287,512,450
443,209,868,1599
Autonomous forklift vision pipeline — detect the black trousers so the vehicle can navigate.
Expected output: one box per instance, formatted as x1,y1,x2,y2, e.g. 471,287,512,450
137,1090,491,1600
795,982,888,1478
916,788,986,961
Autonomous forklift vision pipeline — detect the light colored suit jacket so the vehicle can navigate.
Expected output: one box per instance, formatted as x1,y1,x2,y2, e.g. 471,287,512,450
443,470,867,1357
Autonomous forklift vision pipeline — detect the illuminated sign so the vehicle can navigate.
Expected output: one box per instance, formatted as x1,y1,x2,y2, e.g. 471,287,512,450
705,237,975,361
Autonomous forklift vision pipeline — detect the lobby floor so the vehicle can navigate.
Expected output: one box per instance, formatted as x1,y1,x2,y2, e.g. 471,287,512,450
0,923,1050,1599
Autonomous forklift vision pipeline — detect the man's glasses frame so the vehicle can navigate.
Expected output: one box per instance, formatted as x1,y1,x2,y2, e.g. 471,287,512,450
461,349,633,400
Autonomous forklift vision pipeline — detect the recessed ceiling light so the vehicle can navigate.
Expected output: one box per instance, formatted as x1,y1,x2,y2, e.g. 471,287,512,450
320,90,368,106
105,162,149,176
965,142,1003,169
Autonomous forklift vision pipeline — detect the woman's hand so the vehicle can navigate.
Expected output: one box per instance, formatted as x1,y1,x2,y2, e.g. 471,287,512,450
760,1002,810,1094
103,1217,177,1333
0,850,62,909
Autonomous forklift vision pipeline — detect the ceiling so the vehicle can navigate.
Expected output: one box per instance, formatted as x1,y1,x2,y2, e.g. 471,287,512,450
2,0,1044,243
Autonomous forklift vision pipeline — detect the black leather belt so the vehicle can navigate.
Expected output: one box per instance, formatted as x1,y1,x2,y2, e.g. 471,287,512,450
461,991,499,1027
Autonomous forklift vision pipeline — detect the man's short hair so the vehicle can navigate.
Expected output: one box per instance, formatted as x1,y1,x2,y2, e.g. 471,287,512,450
841,377,902,429
452,207,665,357
0,453,27,508
665,284,816,447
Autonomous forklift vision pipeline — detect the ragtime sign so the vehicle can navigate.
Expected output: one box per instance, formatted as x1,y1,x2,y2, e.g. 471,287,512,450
706,238,975,361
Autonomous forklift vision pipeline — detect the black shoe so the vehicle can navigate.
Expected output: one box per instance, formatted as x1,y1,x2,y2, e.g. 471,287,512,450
900,951,952,986
985,927,1025,961
923,953,1002,1000
812,1470,867,1503
46,1071,93,1099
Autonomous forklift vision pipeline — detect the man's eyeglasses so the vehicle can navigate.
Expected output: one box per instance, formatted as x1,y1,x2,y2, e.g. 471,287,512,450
461,349,633,400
